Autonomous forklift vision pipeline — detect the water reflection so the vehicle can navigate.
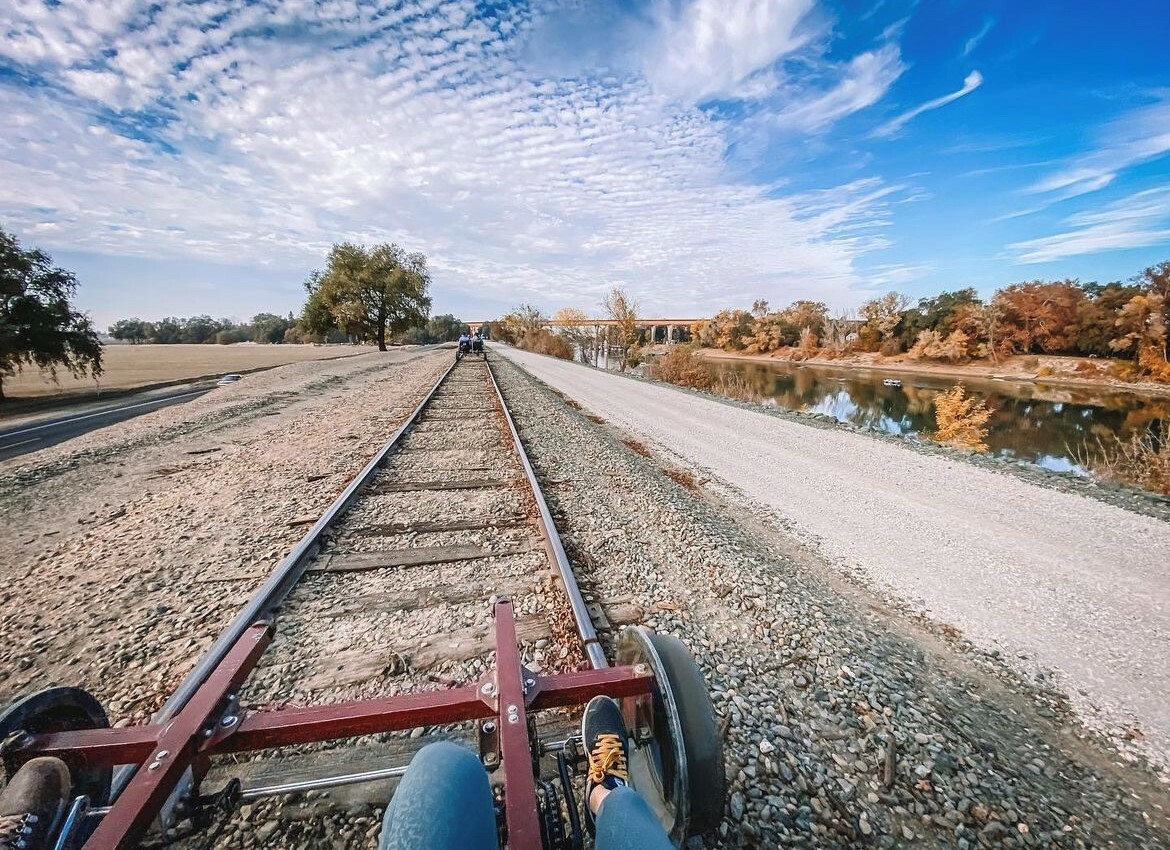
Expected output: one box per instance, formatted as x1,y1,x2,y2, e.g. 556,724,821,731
699,359,1170,474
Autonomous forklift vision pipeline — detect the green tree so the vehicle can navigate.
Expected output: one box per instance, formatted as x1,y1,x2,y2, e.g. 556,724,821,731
302,242,431,351
109,317,150,344
149,317,183,344
425,314,468,343
250,312,292,344
0,228,102,401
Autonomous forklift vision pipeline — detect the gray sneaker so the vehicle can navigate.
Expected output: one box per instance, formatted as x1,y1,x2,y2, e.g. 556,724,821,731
0,758,71,850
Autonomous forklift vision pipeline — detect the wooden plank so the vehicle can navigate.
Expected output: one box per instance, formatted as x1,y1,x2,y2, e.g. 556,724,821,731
347,516,529,537
294,616,551,687
369,477,517,493
316,575,536,617
308,542,538,573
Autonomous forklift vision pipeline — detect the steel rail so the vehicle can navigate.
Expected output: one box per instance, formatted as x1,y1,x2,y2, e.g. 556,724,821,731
104,359,460,804
484,354,608,670
155,358,457,722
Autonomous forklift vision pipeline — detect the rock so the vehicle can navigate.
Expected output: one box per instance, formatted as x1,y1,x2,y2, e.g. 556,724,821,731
730,792,745,820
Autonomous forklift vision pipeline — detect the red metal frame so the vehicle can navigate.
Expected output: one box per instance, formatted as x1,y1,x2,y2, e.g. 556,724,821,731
9,600,653,850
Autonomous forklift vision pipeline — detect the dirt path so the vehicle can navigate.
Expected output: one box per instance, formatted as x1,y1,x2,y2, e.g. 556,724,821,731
497,346,1170,773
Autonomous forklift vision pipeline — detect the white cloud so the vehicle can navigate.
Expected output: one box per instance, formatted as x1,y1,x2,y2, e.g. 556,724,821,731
1008,187,1170,263
0,0,905,316
873,70,983,138
962,19,994,57
775,43,905,132
645,0,817,102
1026,94,1170,199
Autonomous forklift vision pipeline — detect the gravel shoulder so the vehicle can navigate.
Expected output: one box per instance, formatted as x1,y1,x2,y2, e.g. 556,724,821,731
495,346,1170,778
0,348,448,723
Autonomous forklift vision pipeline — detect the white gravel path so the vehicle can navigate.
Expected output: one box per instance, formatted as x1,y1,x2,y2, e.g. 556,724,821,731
498,346,1170,769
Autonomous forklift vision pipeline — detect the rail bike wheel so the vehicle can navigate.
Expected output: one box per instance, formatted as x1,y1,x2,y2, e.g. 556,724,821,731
0,687,112,811
615,628,726,846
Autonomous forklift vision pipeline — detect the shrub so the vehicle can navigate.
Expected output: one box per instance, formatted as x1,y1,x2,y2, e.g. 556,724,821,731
1036,365,1055,377
650,346,714,390
1080,422,1170,496
932,384,994,451
879,337,903,356
1022,356,1040,370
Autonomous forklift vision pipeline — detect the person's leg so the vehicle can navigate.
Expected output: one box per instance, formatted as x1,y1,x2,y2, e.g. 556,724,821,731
379,741,497,850
581,696,675,850
594,787,675,850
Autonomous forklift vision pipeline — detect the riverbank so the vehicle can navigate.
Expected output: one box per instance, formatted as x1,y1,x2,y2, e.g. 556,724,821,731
694,348,1170,399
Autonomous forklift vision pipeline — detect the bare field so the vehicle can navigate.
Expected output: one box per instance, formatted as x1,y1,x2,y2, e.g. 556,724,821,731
3,343,380,398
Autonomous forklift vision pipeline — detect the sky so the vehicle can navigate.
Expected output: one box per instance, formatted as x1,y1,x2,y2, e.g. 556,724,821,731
2,0,1169,328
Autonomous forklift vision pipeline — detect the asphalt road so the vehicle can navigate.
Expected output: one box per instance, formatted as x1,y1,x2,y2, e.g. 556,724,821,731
0,385,213,462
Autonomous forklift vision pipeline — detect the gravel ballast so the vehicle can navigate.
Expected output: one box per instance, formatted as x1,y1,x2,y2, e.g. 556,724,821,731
496,346,1170,777
491,354,1170,848
0,349,448,723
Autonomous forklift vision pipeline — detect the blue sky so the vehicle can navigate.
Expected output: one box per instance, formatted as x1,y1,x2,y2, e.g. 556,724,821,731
1,0,1168,328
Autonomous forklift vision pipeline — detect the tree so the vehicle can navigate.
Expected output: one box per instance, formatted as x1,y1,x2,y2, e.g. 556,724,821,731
552,307,595,364
181,315,221,344
993,280,1084,355
250,312,291,344
498,304,547,344
933,385,994,451
602,287,639,371
859,292,911,351
0,228,102,401
425,314,468,343
109,318,150,344
302,242,431,351
149,317,183,344
751,299,770,319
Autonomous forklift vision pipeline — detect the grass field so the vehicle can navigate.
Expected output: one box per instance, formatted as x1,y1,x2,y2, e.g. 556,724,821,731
2,343,379,399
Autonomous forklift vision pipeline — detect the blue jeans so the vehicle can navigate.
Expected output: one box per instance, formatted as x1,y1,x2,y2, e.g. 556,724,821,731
379,742,673,850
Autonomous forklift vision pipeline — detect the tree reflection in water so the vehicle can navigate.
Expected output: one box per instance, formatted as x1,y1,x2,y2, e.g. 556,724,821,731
703,360,1170,474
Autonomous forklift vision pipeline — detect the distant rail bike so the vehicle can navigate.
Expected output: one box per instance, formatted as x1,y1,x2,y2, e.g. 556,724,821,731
0,354,725,850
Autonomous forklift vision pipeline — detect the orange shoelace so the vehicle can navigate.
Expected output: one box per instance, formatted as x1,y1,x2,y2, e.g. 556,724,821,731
587,733,629,784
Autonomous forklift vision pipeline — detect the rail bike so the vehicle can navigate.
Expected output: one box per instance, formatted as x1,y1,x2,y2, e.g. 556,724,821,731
0,603,725,850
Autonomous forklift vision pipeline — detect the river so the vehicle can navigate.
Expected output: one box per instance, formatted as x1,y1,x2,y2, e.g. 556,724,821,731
707,359,1170,473
593,350,1168,474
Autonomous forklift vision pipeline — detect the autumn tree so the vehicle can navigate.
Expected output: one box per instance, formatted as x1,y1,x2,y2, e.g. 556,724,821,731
0,228,102,401
933,385,994,451
552,307,595,364
858,292,911,351
602,287,639,371
992,280,1084,356
302,242,431,351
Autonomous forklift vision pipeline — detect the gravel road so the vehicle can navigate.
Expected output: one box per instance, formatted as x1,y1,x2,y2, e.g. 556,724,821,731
496,346,1170,774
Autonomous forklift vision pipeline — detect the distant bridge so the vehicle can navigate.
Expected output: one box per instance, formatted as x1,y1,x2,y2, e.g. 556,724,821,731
463,317,704,345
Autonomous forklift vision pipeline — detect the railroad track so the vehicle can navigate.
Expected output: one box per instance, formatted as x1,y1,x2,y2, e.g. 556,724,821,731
1,348,724,850
157,352,637,845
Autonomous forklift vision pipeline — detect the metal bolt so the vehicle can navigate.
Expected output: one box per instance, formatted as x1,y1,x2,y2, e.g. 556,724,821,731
148,762,162,771
156,750,170,759
220,715,238,728
483,752,499,766
634,664,649,676
482,721,496,733
507,704,520,724
524,678,535,688
480,683,495,695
